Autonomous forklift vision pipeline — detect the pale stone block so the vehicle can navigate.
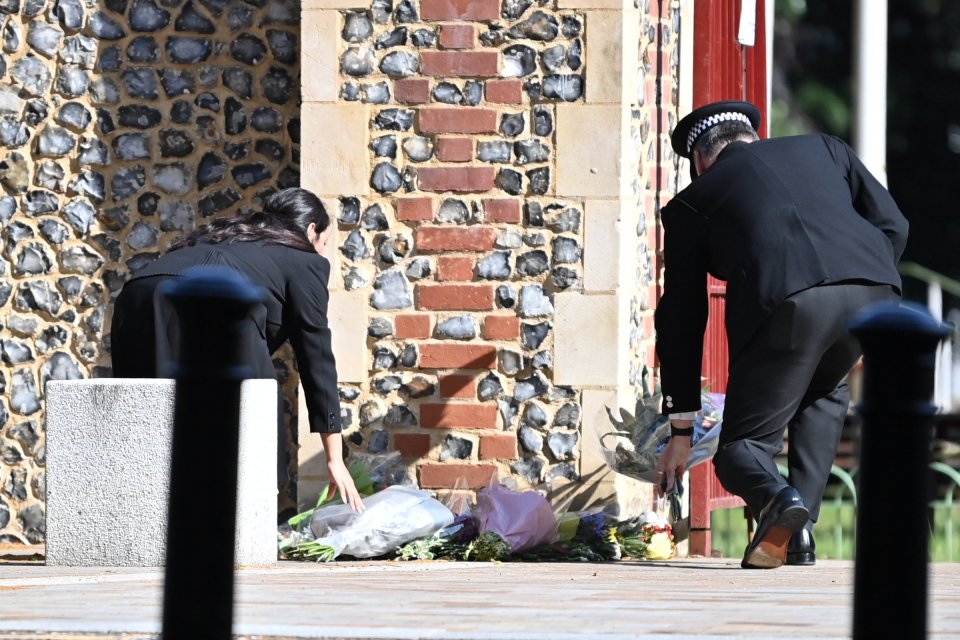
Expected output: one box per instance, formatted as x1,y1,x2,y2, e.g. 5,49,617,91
622,6,641,105
301,10,340,103
296,394,334,511
558,0,629,8
319,196,342,290
297,479,329,512
302,0,365,7
45,379,278,567
297,434,330,482
584,199,622,292
297,384,330,490
329,289,367,383
577,387,619,488
300,103,370,197
556,105,625,198
295,288,365,505
554,293,621,387
576,389,651,515
585,11,623,104
581,386,673,535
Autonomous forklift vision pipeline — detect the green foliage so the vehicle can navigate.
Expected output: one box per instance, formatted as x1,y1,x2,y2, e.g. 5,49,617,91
279,540,337,562
710,504,960,562
464,531,512,562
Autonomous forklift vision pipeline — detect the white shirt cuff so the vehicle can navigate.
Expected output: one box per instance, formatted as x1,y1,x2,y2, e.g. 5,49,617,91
668,411,698,420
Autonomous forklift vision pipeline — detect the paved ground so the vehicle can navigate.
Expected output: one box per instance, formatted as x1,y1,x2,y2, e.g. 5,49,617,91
0,559,958,639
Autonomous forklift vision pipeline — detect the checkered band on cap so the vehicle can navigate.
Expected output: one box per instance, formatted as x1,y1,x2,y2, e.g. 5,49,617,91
686,111,754,153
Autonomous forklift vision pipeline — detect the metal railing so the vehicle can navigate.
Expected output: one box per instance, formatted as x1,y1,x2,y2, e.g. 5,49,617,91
747,461,960,563
900,261,960,412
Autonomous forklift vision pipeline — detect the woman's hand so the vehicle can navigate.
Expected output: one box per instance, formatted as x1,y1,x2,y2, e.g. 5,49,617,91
319,432,365,512
654,419,694,499
326,457,365,512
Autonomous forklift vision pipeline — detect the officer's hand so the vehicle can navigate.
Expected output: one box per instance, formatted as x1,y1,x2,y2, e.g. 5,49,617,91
655,420,694,499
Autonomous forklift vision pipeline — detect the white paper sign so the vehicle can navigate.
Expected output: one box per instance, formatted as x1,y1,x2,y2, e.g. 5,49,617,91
737,0,757,46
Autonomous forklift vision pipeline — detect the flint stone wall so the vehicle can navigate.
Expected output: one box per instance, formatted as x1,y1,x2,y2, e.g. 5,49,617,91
0,0,303,550
0,0,684,553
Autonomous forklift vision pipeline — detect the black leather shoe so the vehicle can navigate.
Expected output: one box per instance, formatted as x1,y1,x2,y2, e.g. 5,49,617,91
785,528,816,566
741,486,809,569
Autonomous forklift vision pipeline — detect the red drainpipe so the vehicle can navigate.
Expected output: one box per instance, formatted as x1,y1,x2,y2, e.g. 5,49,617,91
693,0,768,393
686,1,770,558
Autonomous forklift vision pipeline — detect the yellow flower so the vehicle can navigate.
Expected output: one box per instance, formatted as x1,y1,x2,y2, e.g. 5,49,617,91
556,514,580,543
645,532,675,560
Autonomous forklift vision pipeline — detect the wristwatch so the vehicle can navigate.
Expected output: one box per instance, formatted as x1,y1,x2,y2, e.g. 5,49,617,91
669,411,696,438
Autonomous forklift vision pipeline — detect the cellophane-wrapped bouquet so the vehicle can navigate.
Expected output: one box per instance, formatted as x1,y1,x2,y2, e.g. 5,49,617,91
279,466,680,564
600,367,724,486
394,489,677,563
277,453,455,562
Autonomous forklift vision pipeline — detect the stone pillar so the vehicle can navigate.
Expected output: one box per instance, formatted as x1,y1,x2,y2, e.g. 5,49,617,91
296,0,682,508
45,379,278,567
0,0,306,552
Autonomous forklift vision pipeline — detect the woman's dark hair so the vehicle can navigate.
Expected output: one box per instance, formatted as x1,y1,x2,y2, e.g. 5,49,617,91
169,187,329,252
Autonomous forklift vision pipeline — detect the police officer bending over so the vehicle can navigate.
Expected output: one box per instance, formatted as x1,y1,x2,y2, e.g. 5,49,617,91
654,101,909,568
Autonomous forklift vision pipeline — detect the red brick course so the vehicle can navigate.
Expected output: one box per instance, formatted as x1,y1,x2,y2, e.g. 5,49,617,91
394,433,432,459
416,226,497,252
483,315,520,340
422,51,498,77
395,197,434,222
435,137,474,162
418,108,498,134
419,463,498,489
420,402,499,428
420,0,500,21
418,166,496,193
437,255,475,281
485,79,524,104
418,283,494,310
439,24,475,49
480,434,518,460
395,314,432,339
394,78,431,103
419,343,498,369
483,198,522,223
439,373,478,398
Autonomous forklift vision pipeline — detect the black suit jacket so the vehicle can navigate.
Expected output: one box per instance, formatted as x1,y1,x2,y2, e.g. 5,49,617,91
112,240,341,433
655,134,909,413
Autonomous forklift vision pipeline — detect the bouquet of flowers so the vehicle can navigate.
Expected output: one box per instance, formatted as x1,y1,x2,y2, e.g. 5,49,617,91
556,511,620,559
278,459,378,561
279,453,457,562
600,367,723,486
394,514,478,560
615,511,676,560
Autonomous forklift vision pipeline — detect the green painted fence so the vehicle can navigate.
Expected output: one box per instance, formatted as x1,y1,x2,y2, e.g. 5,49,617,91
708,462,960,562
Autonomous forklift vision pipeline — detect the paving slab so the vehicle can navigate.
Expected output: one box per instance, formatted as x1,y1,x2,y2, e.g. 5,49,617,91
0,559,958,639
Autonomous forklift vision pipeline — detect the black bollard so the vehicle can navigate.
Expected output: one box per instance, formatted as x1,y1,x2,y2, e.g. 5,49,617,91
849,301,949,640
160,266,262,640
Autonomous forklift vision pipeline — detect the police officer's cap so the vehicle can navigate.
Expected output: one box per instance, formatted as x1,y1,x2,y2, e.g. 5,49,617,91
671,100,761,179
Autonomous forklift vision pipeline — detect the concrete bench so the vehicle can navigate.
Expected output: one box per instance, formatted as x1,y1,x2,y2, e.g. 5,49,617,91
45,379,278,567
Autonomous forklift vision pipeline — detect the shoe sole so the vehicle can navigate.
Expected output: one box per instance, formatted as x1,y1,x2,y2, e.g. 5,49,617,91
785,552,816,566
742,505,809,569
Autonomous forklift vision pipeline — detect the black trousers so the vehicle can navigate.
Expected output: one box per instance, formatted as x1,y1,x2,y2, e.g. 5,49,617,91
713,282,898,526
